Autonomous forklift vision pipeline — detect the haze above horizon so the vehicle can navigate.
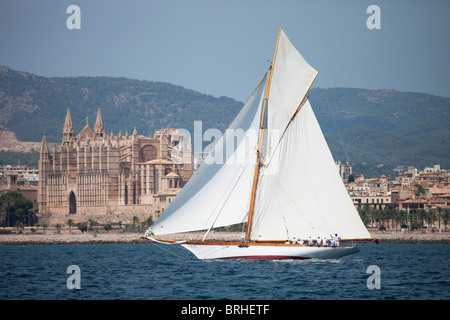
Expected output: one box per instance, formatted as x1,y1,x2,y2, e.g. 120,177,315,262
0,0,449,102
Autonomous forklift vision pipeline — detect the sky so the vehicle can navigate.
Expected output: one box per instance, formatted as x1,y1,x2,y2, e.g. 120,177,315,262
0,0,449,102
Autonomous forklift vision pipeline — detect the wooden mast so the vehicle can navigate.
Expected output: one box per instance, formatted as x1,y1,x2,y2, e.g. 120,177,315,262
244,28,282,244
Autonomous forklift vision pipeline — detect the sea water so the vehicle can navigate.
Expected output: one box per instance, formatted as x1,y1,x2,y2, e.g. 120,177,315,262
1,242,448,300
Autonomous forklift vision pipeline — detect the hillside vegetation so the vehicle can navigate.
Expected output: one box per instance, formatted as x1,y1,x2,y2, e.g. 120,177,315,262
1,66,449,177
309,87,450,176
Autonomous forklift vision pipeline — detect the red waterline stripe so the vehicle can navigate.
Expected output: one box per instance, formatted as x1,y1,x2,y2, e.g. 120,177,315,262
220,255,311,260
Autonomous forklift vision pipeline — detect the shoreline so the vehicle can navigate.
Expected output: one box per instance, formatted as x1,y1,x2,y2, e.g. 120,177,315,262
0,231,449,245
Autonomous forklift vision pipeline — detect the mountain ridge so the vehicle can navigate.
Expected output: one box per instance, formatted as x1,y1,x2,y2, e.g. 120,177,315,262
1,66,449,177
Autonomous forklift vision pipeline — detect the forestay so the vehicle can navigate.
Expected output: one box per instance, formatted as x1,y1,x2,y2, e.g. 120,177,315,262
151,74,267,235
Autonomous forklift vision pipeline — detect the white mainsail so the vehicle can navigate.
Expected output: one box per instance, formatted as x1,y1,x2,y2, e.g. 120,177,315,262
151,74,267,235
251,100,371,241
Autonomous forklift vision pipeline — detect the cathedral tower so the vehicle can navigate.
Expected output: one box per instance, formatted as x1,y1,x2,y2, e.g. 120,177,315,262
94,107,105,138
62,107,75,145
37,133,50,213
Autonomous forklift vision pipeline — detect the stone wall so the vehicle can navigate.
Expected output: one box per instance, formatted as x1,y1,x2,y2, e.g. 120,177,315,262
38,204,156,227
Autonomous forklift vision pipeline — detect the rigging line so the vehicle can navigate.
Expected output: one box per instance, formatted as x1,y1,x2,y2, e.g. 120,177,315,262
202,73,268,236
152,242,189,260
252,173,323,239
262,96,309,168
269,175,320,231
318,77,350,163
202,142,258,241
263,71,318,167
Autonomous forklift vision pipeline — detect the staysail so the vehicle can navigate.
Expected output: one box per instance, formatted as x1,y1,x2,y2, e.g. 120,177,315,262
151,74,267,235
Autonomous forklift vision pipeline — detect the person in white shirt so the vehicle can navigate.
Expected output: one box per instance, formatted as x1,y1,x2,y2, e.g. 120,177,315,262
330,235,336,247
322,236,328,247
308,236,313,246
334,233,341,247
297,238,304,245
316,236,321,247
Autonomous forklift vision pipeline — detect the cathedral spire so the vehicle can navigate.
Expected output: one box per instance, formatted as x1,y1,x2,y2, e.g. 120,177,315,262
94,107,105,138
63,107,74,133
40,132,49,154
63,106,75,144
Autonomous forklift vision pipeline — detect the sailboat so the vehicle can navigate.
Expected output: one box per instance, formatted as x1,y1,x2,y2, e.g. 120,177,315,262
144,28,372,260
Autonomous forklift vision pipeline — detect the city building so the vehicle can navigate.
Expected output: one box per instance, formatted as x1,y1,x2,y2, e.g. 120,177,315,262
0,173,38,211
336,161,352,180
346,164,450,232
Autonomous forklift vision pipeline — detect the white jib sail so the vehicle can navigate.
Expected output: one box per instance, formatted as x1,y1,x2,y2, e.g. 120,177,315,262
251,100,371,241
267,29,318,155
151,74,267,235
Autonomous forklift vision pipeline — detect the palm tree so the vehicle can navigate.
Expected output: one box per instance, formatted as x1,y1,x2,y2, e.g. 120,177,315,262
415,209,427,231
382,205,396,229
358,206,372,228
399,209,407,231
68,219,75,233
423,210,436,233
373,209,383,230
103,224,112,232
393,208,406,232
436,206,443,233
14,220,24,233
77,221,88,233
132,216,140,231
0,197,13,227
41,222,48,233
442,210,449,231
414,184,426,197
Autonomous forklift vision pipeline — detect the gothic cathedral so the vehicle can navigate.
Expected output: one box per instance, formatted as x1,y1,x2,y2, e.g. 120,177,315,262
37,108,193,225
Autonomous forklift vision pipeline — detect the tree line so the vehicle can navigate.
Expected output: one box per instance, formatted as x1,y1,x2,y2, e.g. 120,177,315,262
358,204,450,232
0,190,154,234
0,191,36,229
